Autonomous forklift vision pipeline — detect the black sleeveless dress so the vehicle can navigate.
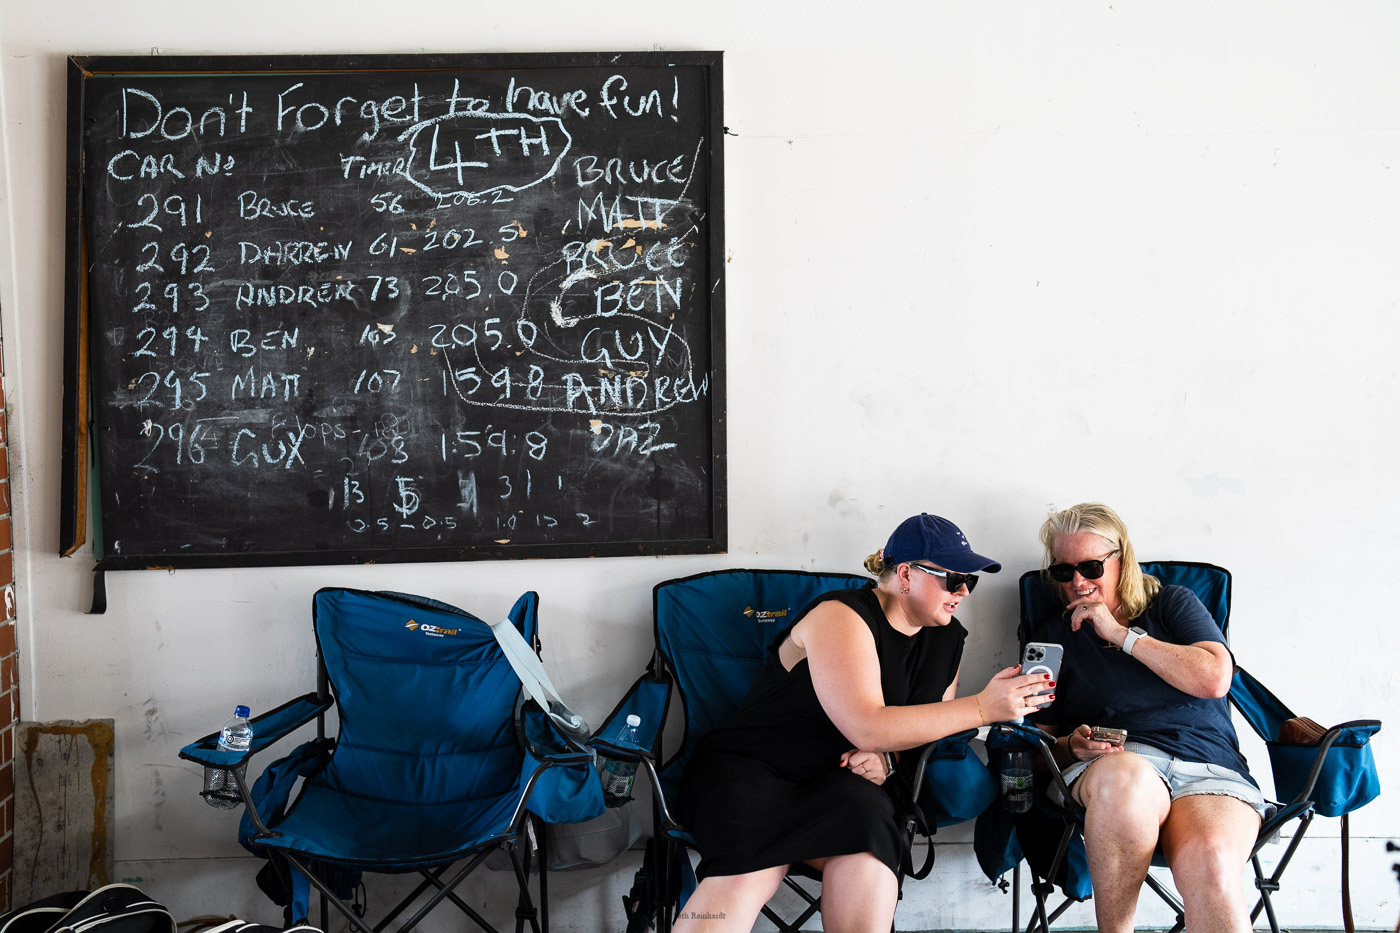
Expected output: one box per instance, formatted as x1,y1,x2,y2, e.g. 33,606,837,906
678,585,965,879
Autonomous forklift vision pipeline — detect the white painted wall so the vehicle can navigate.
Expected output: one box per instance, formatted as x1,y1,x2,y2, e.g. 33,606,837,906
2,2,1397,929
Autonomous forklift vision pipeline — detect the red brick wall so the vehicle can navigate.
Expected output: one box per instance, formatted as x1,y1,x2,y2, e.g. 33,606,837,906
0,331,14,910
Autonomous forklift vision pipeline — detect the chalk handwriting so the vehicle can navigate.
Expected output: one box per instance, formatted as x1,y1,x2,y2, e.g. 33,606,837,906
84,62,717,557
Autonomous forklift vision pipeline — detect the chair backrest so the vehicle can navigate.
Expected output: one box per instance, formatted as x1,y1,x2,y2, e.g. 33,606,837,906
1018,561,1232,644
312,587,537,805
653,569,870,784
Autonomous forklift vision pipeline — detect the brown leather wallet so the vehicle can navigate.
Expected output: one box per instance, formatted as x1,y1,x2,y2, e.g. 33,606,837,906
1279,716,1328,745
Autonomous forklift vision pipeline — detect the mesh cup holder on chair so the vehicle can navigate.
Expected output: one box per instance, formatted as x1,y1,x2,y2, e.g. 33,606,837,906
201,763,247,810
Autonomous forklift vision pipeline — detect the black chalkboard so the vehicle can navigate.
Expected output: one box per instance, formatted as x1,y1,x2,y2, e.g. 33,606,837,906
62,53,725,570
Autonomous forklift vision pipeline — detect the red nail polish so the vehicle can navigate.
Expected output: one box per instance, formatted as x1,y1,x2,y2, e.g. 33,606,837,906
1043,673,1052,680
1049,681,1057,688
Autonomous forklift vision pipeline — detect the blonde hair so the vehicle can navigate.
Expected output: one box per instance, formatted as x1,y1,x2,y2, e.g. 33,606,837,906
863,549,896,580
1038,503,1160,620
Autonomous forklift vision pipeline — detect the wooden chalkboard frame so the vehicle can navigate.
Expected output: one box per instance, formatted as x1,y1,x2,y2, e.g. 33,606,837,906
61,51,726,570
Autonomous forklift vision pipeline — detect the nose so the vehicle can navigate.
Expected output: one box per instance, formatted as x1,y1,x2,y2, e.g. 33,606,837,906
954,582,971,596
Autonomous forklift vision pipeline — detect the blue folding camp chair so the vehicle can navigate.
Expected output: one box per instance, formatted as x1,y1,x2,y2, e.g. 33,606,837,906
975,562,1382,933
179,588,603,933
595,568,994,933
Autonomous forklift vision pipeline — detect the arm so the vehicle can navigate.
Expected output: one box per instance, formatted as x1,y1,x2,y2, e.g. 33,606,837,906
1067,599,1233,698
797,601,1046,753
1122,636,1233,698
844,667,966,781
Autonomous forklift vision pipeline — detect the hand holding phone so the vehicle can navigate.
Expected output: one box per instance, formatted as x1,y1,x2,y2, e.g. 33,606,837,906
1089,726,1127,746
1020,642,1063,710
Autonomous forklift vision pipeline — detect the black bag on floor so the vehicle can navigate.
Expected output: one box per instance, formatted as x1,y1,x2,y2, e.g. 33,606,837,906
192,922,322,933
0,885,175,933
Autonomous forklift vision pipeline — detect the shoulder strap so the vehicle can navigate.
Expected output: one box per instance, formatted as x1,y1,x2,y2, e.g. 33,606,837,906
490,616,591,746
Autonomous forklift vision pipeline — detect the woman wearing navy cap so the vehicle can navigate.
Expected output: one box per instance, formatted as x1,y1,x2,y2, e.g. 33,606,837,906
675,514,1049,933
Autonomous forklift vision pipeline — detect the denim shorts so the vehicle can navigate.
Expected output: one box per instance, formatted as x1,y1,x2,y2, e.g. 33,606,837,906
1053,741,1269,819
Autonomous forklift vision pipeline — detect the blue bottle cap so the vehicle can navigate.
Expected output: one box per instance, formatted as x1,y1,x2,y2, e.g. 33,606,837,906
235,705,251,718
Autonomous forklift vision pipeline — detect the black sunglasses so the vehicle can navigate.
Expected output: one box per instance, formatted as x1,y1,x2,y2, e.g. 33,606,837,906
1046,550,1120,583
909,563,979,593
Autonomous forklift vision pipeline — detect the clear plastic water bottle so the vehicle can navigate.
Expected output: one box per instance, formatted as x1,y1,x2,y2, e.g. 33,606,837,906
202,705,252,810
1000,748,1033,814
598,714,642,807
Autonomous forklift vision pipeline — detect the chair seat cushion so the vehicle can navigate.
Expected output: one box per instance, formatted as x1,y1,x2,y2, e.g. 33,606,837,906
255,782,520,868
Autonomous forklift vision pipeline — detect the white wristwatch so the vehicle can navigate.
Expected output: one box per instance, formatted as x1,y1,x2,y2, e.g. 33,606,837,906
1122,626,1147,657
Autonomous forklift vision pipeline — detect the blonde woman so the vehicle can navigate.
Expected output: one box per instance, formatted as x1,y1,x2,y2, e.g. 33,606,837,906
1033,503,1266,933
675,513,1047,933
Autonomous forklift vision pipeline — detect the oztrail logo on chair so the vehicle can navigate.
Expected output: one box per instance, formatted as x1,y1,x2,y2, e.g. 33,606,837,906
403,619,459,637
742,605,789,621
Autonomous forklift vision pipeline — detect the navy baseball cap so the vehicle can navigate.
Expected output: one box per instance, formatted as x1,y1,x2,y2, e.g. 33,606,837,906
883,513,1002,574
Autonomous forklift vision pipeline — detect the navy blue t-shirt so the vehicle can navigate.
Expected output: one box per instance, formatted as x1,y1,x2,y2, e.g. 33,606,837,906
1032,584,1254,784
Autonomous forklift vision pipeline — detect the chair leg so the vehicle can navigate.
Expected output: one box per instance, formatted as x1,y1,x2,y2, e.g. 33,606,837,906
764,876,820,933
428,875,488,926
375,870,441,932
1251,853,1283,933
400,851,497,933
279,841,540,933
1028,880,1054,933
1250,810,1311,933
508,841,543,933
537,816,550,933
1026,814,1099,933
1012,862,1020,933
280,853,384,933
657,837,675,933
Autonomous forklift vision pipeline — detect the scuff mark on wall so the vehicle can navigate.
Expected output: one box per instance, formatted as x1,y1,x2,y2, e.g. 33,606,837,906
142,698,169,742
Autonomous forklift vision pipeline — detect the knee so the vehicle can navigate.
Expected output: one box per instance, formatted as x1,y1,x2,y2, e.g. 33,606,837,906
1170,830,1248,884
1079,755,1169,817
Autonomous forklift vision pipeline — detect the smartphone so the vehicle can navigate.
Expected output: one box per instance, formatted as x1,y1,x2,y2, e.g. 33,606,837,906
1090,726,1127,746
1021,641,1063,709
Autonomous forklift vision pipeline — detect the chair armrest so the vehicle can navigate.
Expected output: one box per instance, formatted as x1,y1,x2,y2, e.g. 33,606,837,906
908,728,979,801
589,672,671,763
989,719,1060,751
178,693,332,769
1256,800,1314,851
517,696,594,764
1277,718,1382,808
988,720,1082,814
589,732,654,762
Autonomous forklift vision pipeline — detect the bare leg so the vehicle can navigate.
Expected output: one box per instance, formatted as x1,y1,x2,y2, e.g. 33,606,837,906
805,853,898,933
1073,753,1173,933
1160,794,1261,933
672,865,788,933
